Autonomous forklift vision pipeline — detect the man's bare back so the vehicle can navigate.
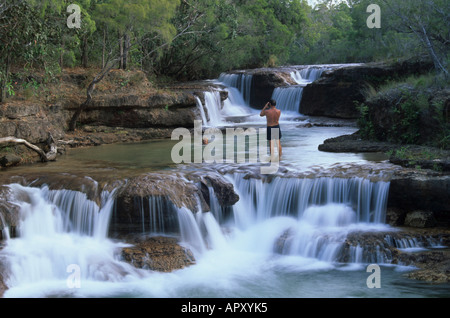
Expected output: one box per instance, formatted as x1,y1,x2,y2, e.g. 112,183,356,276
264,107,281,127
260,101,281,126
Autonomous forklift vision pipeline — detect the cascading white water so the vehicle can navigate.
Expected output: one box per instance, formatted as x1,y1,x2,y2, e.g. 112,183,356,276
218,73,253,106
221,87,255,118
271,86,305,113
196,88,256,127
228,174,390,224
202,91,225,127
291,67,327,84
226,174,392,262
272,66,327,113
195,96,208,126
0,184,148,295
0,174,442,298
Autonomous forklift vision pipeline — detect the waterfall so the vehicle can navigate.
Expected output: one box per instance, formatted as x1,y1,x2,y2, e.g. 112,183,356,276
218,73,253,106
0,184,145,292
228,174,390,224
197,91,225,127
291,67,326,84
0,173,442,297
196,84,256,127
195,96,208,126
221,87,255,118
272,66,327,113
271,86,305,113
225,174,393,263
130,196,179,235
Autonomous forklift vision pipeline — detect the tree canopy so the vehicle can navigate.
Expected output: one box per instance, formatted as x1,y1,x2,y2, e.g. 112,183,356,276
0,0,448,97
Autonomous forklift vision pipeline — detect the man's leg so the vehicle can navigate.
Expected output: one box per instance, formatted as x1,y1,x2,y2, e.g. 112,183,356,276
277,139,282,158
270,140,275,156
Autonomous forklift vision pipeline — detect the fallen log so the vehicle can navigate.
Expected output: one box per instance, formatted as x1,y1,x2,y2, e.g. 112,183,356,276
0,133,57,162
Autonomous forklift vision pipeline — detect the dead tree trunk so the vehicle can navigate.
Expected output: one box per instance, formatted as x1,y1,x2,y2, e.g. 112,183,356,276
68,58,119,131
0,133,57,162
419,23,448,76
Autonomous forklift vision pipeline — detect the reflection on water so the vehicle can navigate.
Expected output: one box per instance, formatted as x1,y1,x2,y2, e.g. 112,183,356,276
2,124,387,180
2,139,179,180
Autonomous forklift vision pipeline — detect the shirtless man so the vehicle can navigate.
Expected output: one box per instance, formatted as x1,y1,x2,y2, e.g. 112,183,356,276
260,99,282,159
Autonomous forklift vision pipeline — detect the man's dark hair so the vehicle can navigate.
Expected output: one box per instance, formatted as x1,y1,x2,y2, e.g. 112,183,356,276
270,99,277,106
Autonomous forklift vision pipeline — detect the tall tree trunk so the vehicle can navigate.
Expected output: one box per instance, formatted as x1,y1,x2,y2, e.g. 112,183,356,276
123,33,130,70
81,36,88,68
419,24,448,76
102,28,106,69
119,31,124,69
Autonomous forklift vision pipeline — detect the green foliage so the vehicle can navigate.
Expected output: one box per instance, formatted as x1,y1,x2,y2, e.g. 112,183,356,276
0,0,448,90
358,71,450,149
356,102,376,140
388,145,448,171
389,90,422,144
5,81,16,97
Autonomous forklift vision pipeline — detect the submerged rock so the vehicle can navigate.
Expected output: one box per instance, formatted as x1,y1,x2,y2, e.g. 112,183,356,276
400,249,450,284
0,186,20,239
0,154,21,167
120,235,196,272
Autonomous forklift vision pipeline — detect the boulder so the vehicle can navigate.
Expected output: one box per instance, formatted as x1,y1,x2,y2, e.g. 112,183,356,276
250,70,296,108
385,207,407,226
0,104,40,119
0,109,66,145
404,210,437,228
110,172,206,236
388,172,450,226
0,154,21,167
120,236,195,272
109,170,240,236
400,250,450,284
318,132,396,153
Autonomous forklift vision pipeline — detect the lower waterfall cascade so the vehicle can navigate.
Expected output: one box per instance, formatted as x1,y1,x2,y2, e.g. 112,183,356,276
0,171,445,297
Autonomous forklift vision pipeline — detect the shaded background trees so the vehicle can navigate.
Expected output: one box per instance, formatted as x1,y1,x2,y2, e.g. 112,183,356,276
0,0,448,93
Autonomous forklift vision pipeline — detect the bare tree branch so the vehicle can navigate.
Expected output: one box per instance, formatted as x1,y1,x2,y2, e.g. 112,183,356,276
0,133,57,162
380,0,448,76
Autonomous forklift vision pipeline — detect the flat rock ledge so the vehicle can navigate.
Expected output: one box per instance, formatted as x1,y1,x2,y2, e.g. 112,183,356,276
318,133,450,172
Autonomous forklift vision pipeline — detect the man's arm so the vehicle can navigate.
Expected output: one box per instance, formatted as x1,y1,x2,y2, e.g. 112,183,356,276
260,102,270,117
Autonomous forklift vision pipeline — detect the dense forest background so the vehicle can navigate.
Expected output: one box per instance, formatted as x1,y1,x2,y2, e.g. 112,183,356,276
1,0,448,89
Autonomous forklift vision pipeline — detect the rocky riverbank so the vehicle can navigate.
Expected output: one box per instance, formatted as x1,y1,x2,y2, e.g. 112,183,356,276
0,68,229,167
